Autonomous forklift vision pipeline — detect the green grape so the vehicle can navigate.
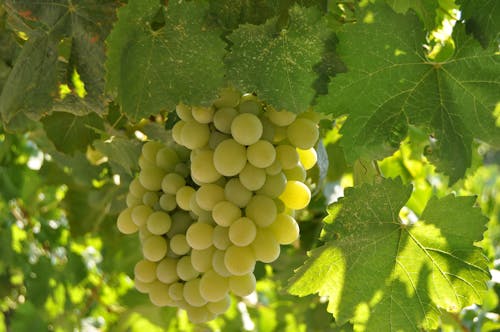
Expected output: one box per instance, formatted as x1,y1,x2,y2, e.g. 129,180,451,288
186,305,212,323
161,173,186,195
117,207,138,234
192,105,214,124
172,121,186,146
212,200,242,227
186,222,214,250
131,205,153,227
146,211,172,235
266,107,296,126
170,234,190,255
199,269,229,302
191,246,215,273
139,166,165,191
229,217,257,246
212,225,230,250
156,146,180,171
208,131,230,150
126,192,141,208
224,178,252,208
139,225,153,242
142,191,159,207
207,294,231,315
272,125,287,143
229,273,256,297
212,249,232,277
142,141,164,164
287,118,319,150
195,184,225,211
168,282,184,301
134,278,152,293
251,228,280,263
238,99,261,115
213,87,241,108
276,144,299,170
174,162,190,178
129,178,147,198
183,278,207,307
260,116,276,142
257,172,287,198
176,103,193,121
167,211,193,238
142,235,168,262
283,165,306,182
156,257,179,283
189,195,211,220
180,121,210,150
190,149,221,184
213,139,247,176
279,180,311,210
177,256,200,281
245,195,277,227
138,154,154,170
176,186,196,211
231,113,263,146
134,259,157,283
297,147,317,170
247,140,276,168
213,107,238,133
269,213,299,244
149,281,175,307
265,159,282,175
239,163,266,191
224,245,255,276
159,193,177,211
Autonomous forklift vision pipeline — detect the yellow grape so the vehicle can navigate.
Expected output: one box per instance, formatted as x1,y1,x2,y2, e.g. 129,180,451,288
149,281,175,307
279,180,311,210
183,278,207,307
199,269,229,302
177,256,200,281
134,259,157,283
195,184,225,211
297,147,317,170
146,211,172,235
229,217,257,246
176,103,193,121
287,118,319,149
190,149,221,184
276,144,299,170
229,273,256,297
176,186,196,211
213,139,247,176
142,235,168,262
207,294,231,315
212,200,242,227
168,282,184,301
131,205,153,227
270,214,300,244
251,228,280,263
224,245,255,276
245,195,277,227
266,107,296,126
117,207,138,234
186,222,214,250
247,140,276,168
180,121,210,150
192,105,214,124
156,257,179,283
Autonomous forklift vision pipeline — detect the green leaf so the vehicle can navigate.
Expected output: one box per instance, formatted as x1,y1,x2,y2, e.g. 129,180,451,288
93,137,141,176
42,111,104,154
0,1,118,121
289,178,490,331
226,5,330,113
386,0,439,30
316,3,500,183
457,0,500,48
106,0,225,121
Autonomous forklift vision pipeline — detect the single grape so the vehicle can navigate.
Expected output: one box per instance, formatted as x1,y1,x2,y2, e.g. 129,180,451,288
199,269,229,302
213,107,238,133
283,165,306,182
149,281,175,307
161,173,186,195
134,278,152,293
297,147,317,170
177,256,200,281
183,278,207,307
239,163,266,191
287,118,319,150
171,121,186,146
190,149,221,184
212,225,231,250
224,178,252,208
266,107,296,126
212,249,232,277
195,184,225,211
142,191,159,207
159,193,177,211
270,213,300,244
245,195,277,227
191,246,215,273
207,294,231,315
142,141,164,164
192,105,214,124
117,207,138,234
212,200,242,227
213,87,240,108
180,121,210,150
142,235,168,262
279,180,311,210
276,144,299,170
139,166,165,191
186,222,214,250
229,273,256,297
247,140,276,168
176,186,196,211
168,282,184,301
257,172,287,198
129,178,147,198
228,217,257,246
156,257,179,283
156,146,180,172
176,103,193,121
231,113,263,146
134,259,157,283
170,234,190,255
213,139,247,176
146,211,172,235
224,245,255,276
131,205,153,227
251,228,280,263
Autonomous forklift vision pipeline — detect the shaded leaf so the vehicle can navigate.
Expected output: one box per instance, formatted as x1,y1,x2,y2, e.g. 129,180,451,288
106,0,225,121
93,137,141,176
289,178,489,331
457,0,500,48
226,5,330,113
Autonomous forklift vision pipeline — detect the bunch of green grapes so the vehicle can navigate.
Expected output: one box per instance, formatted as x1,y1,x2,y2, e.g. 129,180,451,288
116,88,320,323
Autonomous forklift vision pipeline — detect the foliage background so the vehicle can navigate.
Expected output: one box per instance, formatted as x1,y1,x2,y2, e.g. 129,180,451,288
0,0,499,331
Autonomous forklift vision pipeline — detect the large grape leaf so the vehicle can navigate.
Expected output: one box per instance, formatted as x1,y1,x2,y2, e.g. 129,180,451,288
0,0,118,122
106,0,225,121
457,0,500,48
385,0,439,30
315,3,500,183
289,178,489,331
225,5,330,113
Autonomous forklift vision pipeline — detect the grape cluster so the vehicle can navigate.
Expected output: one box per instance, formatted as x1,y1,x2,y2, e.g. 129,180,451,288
116,88,319,323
